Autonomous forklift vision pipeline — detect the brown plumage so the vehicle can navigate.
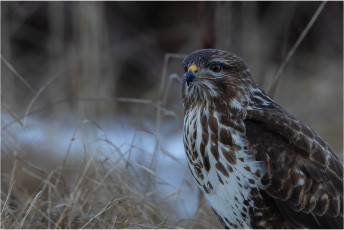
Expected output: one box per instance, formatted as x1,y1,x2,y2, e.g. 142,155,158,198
181,49,343,229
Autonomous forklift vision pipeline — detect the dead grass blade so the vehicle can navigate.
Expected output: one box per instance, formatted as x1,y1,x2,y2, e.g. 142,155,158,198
80,196,124,229
1,55,35,93
1,180,16,217
19,191,42,228
22,73,60,126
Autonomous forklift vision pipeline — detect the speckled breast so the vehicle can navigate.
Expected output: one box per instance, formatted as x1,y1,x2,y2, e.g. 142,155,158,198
183,105,268,228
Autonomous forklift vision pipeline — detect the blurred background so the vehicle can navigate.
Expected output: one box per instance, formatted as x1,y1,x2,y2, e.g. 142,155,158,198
1,1,343,228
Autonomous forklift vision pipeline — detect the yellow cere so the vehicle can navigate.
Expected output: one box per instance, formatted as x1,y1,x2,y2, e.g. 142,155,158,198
188,64,198,74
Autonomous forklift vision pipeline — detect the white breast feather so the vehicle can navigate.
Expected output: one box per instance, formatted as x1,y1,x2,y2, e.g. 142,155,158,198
184,105,266,228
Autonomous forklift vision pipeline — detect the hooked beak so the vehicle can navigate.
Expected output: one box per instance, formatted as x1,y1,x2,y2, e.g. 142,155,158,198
185,64,213,86
186,69,198,86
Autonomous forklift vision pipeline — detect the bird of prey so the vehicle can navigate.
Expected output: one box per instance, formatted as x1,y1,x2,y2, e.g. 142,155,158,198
181,49,343,229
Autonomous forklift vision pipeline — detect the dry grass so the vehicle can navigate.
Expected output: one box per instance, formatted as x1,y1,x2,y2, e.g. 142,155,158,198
1,52,222,228
1,115,222,229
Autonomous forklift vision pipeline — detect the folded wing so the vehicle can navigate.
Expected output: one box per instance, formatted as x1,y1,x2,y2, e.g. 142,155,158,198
245,108,343,228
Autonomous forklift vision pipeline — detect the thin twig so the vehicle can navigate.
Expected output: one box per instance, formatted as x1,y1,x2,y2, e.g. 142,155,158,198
111,216,117,229
117,97,154,104
268,1,327,97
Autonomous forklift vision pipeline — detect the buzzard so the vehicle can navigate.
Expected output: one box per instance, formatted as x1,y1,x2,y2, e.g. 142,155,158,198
181,49,343,229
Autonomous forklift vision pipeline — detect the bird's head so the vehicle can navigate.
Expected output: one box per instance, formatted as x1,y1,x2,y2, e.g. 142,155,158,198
182,49,257,111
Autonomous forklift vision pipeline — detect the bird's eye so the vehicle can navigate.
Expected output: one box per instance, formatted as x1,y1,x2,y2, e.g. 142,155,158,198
210,64,222,72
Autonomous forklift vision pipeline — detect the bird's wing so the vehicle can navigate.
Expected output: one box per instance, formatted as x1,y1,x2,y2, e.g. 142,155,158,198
245,108,343,228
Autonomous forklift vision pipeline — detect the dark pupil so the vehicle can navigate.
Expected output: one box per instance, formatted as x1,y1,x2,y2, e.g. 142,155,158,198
211,64,221,72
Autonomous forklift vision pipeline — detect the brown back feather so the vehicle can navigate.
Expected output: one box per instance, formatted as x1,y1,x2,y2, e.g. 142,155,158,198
245,108,343,228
